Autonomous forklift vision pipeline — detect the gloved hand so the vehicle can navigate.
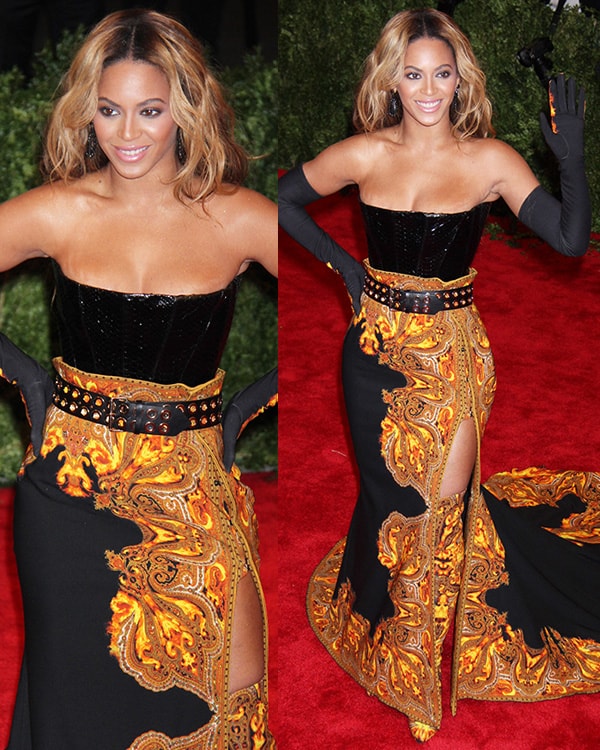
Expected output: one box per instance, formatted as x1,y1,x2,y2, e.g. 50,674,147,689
222,367,277,471
518,74,590,257
278,165,365,314
539,74,585,161
0,332,53,455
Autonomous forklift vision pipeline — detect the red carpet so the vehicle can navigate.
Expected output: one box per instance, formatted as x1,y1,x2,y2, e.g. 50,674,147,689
278,188,600,749
0,471,278,745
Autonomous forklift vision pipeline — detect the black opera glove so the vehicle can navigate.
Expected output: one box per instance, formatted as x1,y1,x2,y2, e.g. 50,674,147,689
0,332,53,455
278,165,365,314
519,74,590,257
222,367,277,472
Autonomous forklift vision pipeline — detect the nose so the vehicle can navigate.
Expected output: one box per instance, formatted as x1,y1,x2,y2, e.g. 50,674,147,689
421,75,436,95
118,113,140,141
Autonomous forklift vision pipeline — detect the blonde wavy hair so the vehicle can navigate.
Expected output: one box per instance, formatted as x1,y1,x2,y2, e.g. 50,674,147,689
353,8,495,140
42,8,248,202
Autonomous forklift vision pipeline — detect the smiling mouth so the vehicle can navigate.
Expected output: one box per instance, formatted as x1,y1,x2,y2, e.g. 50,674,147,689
416,99,442,111
116,146,150,159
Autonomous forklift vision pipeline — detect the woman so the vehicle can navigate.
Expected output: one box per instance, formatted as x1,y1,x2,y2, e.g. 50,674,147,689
0,8,277,749
279,8,598,743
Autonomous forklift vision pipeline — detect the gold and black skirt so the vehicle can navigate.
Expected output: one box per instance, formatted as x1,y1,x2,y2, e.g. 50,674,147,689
307,264,600,737
9,359,274,749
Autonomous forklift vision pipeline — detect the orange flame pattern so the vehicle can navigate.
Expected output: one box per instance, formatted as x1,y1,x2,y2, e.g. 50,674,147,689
308,264,495,732
457,469,600,702
308,265,600,735
29,359,274,749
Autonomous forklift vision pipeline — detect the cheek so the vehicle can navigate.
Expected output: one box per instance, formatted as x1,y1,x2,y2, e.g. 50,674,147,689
151,119,178,144
92,115,112,140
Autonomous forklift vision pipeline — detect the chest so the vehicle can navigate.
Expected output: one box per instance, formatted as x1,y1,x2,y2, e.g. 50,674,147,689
361,144,489,212
49,200,240,294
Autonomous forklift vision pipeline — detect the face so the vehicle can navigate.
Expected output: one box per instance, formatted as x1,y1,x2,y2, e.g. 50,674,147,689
93,60,177,180
395,37,459,129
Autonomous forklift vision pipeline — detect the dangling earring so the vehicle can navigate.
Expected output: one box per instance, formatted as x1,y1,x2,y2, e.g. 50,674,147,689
387,90,402,118
176,128,187,164
85,123,97,159
452,85,461,115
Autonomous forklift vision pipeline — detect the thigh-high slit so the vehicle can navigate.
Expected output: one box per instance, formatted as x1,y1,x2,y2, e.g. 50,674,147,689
9,360,274,750
307,263,600,737
307,265,495,732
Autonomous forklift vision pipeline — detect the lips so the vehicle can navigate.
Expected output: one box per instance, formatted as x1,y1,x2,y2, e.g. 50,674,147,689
115,145,150,161
416,99,442,112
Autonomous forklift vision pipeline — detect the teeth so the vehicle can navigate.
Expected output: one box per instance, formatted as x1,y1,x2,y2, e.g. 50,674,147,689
120,147,147,155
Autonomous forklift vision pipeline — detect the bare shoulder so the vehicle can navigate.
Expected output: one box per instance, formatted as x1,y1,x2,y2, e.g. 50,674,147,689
313,132,385,166
0,181,65,252
302,133,379,195
462,137,539,213
209,185,277,277
6,174,103,219
210,185,276,227
465,137,530,170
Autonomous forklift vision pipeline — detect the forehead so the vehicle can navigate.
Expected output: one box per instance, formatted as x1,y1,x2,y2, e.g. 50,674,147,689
403,37,456,67
98,60,170,98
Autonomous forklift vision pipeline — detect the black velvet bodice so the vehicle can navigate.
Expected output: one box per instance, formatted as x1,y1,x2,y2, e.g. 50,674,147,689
360,201,491,281
52,261,239,386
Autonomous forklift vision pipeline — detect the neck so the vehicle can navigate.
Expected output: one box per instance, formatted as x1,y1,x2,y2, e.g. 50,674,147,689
397,117,455,151
103,163,179,206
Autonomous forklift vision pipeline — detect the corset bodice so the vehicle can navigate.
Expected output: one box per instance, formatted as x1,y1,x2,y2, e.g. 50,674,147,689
52,261,238,386
360,201,491,281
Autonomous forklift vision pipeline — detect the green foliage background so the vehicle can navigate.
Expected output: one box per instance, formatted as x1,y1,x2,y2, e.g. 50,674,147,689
280,0,600,230
0,33,278,481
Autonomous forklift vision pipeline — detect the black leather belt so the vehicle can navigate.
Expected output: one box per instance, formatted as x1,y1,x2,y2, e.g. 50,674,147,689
363,274,474,314
53,374,222,435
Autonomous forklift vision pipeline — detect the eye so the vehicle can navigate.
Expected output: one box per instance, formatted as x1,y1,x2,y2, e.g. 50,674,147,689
141,107,162,117
99,105,118,117
437,70,452,78
406,71,421,80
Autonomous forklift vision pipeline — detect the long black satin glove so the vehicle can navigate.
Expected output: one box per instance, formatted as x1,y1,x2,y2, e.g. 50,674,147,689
222,368,277,471
518,74,590,256
278,165,365,313
0,333,53,455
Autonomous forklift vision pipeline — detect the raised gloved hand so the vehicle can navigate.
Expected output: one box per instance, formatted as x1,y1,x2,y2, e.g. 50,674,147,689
518,74,590,257
539,74,585,161
278,165,365,314
0,332,53,455
222,367,277,472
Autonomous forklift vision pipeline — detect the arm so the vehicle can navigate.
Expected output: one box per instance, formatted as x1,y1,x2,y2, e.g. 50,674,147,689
0,185,52,272
518,75,590,256
222,367,277,471
0,333,53,455
278,164,365,313
219,188,278,471
233,188,278,278
0,188,55,455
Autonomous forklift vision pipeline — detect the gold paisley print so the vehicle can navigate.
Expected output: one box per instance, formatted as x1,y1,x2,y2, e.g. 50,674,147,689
29,359,274,749
457,474,600,703
308,263,600,738
358,263,495,499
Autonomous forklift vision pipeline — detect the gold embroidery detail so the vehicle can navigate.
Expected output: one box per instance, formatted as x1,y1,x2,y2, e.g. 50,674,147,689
34,360,269,747
458,478,600,702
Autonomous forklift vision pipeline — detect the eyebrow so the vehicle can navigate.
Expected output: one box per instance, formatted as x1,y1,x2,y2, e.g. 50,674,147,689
97,97,168,107
403,63,454,72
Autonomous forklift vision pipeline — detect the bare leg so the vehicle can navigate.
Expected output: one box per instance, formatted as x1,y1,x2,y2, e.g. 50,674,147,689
439,418,477,498
410,420,476,742
229,572,265,693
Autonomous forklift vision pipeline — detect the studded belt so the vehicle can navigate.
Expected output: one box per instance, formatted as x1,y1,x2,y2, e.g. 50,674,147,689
53,373,222,435
363,274,474,314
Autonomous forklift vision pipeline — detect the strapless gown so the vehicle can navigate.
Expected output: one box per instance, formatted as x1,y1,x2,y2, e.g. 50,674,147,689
307,202,600,738
8,263,275,749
